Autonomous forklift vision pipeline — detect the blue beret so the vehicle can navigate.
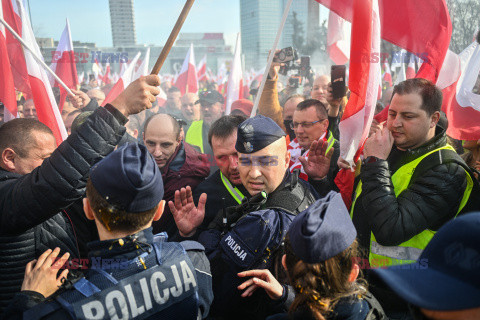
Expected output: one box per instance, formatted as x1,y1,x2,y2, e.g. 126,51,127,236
235,115,286,153
90,143,164,213
288,191,356,263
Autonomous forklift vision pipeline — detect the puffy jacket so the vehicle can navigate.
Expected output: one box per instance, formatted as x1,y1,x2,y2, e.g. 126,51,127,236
0,105,128,313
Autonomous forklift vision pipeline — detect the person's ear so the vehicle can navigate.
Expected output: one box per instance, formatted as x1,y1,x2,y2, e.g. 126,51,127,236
153,200,165,221
284,149,291,170
348,263,360,282
83,198,95,220
430,111,440,128
1,148,17,172
282,254,287,271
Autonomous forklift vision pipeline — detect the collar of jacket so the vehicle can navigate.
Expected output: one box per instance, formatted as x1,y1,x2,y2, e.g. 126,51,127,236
389,125,447,169
87,227,154,262
0,167,21,181
161,141,185,175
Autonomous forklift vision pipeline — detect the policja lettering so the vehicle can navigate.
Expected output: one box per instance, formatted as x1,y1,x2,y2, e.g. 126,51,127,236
74,259,197,319
224,235,247,261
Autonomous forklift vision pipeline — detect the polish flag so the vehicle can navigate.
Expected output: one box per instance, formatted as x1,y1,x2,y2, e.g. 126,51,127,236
316,0,451,84
406,54,416,79
156,87,167,107
133,47,150,80
0,1,17,118
438,40,480,140
174,44,198,95
225,33,244,114
383,60,392,87
49,18,78,111
197,54,207,81
2,0,31,97
102,62,111,85
92,59,103,83
334,0,381,207
16,0,66,144
78,71,84,84
394,57,406,85
101,51,141,107
327,10,351,65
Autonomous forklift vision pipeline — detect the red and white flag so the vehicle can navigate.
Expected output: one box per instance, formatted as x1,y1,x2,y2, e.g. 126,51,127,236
2,0,31,97
327,10,351,65
78,71,84,84
333,0,381,207
102,51,141,107
174,44,198,95
49,18,78,110
102,62,111,85
197,54,207,81
0,0,16,119
406,54,416,79
438,41,480,140
156,87,167,107
92,59,103,83
16,0,66,144
225,33,244,114
316,0,451,84
382,60,392,87
133,47,150,80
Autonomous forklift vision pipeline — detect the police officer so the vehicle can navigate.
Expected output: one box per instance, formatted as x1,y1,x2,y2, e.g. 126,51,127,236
3,143,213,319
169,115,319,319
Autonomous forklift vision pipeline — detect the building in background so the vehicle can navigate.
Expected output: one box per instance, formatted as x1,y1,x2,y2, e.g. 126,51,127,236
109,0,137,47
240,0,320,69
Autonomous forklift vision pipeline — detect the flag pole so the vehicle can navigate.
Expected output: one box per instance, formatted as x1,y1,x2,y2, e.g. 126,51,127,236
0,16,75,96
250,0,293,117
151,0,196,75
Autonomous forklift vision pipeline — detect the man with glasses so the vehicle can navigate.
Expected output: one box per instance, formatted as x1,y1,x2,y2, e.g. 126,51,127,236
288,99,340,196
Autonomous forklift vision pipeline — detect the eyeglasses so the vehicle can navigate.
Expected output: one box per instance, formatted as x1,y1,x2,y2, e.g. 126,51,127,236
290,119,326,129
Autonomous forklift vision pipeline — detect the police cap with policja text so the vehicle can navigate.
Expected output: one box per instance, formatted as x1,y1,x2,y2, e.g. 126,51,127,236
235,115,286,154
288,191,357,264
89,142,164,213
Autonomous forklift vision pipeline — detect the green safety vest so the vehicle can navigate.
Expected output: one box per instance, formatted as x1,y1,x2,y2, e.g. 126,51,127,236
350,145,474,267
185,120,204,153
220,172,246,204
325,131,336,155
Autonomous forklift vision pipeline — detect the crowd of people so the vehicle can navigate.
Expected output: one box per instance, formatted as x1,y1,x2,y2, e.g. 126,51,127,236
0,50,479,320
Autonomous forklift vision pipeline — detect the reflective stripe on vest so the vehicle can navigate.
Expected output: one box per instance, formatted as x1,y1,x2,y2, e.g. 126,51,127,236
220,172,246,205
351,145,474,267
185,120,204,153
325,131,335,155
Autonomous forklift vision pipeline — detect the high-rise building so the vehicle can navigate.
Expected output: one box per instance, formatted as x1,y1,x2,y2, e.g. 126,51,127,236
240,0,319,69
109,0,137,47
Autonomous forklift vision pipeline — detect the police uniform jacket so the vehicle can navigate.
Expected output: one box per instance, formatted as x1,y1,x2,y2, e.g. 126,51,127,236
0,105,128,313
2,228,213,319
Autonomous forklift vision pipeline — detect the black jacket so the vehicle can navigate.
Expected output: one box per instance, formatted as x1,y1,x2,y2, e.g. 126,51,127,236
0,105,128,313
352,126,472,313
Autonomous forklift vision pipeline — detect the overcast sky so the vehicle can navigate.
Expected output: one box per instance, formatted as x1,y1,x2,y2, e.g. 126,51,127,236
28,0,241,47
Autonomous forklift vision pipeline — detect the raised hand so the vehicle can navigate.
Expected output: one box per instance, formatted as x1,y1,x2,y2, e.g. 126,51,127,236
68,89,91,109
21,247,70,297
111,75,161,117
168,186,207,237
299,139,334,180
363,126,394,160
237,269,284,300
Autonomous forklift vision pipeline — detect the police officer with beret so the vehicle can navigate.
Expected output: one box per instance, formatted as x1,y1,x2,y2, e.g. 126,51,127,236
169,115,319,319
3,143,213,319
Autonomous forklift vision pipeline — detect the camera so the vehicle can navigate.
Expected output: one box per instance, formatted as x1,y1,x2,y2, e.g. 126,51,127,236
274,47,298,63
276,47,314,89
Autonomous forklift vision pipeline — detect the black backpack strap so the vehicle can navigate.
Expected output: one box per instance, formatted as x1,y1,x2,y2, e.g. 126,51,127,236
266,170,313,215
363,291,388,320
409,148,480,213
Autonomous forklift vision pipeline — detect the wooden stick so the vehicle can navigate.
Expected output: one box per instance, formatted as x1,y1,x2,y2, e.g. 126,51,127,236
151,0,196,75
0,16,75,96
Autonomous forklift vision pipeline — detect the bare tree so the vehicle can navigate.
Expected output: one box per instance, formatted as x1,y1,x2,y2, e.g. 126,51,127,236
447,0,480,53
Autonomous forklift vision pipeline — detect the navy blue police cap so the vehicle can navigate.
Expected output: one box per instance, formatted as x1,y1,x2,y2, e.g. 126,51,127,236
288,191,357,263
90,142,164,213
235,115,286,153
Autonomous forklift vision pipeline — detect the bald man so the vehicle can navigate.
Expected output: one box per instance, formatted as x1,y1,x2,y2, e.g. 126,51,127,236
87,89,106,106
143,114,210,236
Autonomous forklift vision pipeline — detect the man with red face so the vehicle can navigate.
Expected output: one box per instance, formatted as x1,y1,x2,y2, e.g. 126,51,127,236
192,114,248,230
